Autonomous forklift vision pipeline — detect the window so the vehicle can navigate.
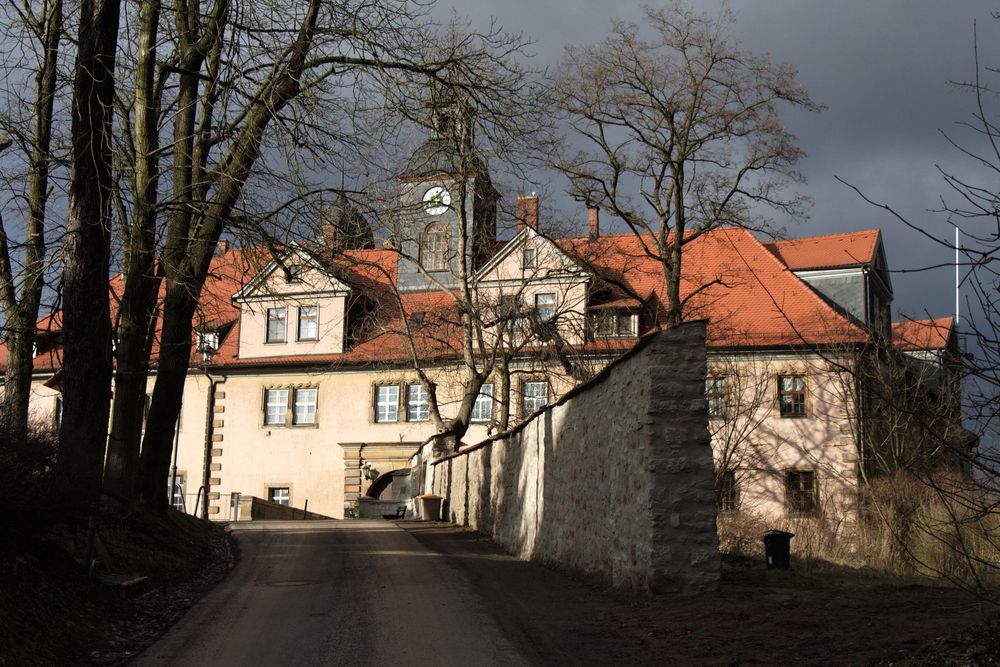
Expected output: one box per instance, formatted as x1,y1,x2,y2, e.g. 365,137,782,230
197,330,219,361
706,377,727,418
778,375,806,417
297,306,319,341
717,470,738,512
375,385,399,423
617,313,637,337
591,312,638,338
293,388,317,425
420,222,450,271
522,380,548,416
170,474,186,512
534,293,556,322
264,388,288,425
266,307,287,343
285,265,302,283
269,487,290,506
406,383,429,422
471,383,494,422
522,247,537,269
54,396,62,431
786,470,817,514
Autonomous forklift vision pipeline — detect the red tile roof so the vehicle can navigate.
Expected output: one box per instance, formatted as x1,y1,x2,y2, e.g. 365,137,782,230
765,230,880,270
8,226,889,374
892,316,954,351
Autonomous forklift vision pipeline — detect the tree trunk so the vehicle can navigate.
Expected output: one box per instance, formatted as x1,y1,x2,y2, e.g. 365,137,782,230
104,0,163,498
56,0,121,505
136,0,322,511
0,0,63,446
137,283,197,511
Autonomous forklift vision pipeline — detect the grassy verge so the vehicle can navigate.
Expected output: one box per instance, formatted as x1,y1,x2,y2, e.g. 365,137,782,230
0,503,232,666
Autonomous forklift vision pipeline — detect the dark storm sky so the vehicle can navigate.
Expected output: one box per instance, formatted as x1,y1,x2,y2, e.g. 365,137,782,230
436,0,1000,323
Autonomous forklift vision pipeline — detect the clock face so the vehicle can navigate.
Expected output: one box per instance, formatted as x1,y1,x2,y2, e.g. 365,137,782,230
422,186,451,215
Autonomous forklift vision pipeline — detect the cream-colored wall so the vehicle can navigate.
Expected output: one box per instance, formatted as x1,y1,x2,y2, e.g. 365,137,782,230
20,346,863,527
179,368,500,519
238,296,346,358
26,381,61,431
708,353,859,526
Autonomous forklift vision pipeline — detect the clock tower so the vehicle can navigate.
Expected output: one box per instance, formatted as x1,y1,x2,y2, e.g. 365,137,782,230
395,121,498,293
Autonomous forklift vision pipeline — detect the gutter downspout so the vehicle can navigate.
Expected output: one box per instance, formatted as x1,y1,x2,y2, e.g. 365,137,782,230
201,367,225,520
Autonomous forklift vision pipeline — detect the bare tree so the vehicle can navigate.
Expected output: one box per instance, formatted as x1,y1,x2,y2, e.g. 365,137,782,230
0,0,63,447
334,26,554,447
57,0,121,503
553,1,820,325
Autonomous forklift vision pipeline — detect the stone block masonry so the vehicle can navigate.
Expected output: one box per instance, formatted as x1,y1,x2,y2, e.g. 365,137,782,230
413,321,719,594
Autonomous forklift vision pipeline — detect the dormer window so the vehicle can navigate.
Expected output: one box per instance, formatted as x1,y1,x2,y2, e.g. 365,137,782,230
522,247,537,269
197,330,220,360
266,307,287,343
420,222,450,272
590,311,637,338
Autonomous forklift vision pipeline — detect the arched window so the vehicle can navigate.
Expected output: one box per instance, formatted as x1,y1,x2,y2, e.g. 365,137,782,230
419,222,450,271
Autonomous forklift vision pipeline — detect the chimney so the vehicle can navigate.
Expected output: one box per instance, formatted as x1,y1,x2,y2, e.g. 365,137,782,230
323,223,337,251
516,194,539,233
587,206,600,240
215,239,229,255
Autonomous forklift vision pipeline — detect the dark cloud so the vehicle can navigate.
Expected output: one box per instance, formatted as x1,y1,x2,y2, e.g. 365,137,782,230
436,0,999,320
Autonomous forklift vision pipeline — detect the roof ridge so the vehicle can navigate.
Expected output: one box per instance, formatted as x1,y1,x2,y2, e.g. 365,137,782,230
767,228,880,246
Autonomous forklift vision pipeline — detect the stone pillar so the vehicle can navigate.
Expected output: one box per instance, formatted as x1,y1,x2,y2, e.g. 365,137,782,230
644,321,720,594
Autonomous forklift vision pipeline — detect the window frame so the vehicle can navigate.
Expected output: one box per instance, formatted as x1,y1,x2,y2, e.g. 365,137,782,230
293,387,318,425
534,292,557,322
522,246,537,269
717,470,738,513
706,376,727,419
268,486,291,506
590,311,638,339
374,384,400,423
778,374,807,418
419,222,451,272
264,388,289,426
170,472,187,512
785,469,818,515
265,306,287,343
297,305,319,341
521,379,548,417
406,383,430,422
471,382,494,423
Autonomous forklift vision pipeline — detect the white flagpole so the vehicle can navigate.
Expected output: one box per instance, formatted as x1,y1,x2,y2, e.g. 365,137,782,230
955,225,960,326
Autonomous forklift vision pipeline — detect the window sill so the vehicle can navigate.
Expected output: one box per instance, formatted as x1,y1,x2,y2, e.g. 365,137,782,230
264,339,287,345
779,413,808,419
296,337,319,343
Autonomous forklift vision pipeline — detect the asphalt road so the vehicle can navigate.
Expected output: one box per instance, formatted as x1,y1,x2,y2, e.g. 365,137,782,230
132,520,532,666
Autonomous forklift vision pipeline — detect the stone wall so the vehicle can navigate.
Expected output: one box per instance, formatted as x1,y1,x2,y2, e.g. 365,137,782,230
412,322,719,594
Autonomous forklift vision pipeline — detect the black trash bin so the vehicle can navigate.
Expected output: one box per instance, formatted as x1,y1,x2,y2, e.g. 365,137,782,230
763,530,795,570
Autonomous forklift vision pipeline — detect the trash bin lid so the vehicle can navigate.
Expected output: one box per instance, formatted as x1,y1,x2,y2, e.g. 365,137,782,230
763,530,795,539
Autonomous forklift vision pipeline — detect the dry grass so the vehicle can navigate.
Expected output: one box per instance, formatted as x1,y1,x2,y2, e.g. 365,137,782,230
717,472,1000,597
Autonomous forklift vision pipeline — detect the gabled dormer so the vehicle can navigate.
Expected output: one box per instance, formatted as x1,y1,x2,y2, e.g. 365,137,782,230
476,225,590,346
232,246,351,359
765,230,893,337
